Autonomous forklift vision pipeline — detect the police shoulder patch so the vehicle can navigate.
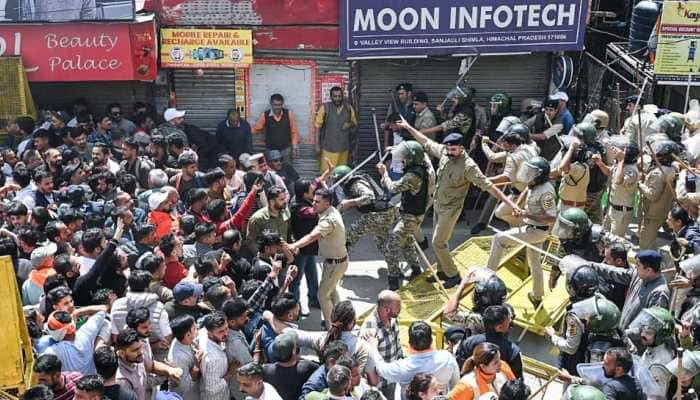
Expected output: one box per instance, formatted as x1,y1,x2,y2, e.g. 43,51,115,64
566,315,578,337
541,192,556,209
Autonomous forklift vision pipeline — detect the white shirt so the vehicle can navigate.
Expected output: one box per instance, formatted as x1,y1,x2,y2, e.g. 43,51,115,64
79,256,96,276
250,382,282,400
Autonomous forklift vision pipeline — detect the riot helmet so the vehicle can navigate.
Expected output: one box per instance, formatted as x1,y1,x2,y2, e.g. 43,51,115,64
489,92,512,117
473,274,508,313
625,307,675,347
447,81,473,102
516,156,550,186
651,139,680,165
680,254,700,284
571,293,621,334
396,140,425,167
556,208,592,243
564,384,606,400
331,165,352,182
652,114,684,142
585,109,610,130
566,265,599,301
494,115,522,136
572,122,598,146
502,123,530,145
665,350,700,389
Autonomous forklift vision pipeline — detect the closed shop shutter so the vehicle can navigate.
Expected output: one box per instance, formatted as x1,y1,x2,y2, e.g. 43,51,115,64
30,81,154,118
355,54,550,170
173,69,236,133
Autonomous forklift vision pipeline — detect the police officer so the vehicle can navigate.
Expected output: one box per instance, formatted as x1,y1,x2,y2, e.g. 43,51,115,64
524,98,563,161
488,92,514,138
583,109,612,145
573,122,610,225
556,125,591,213
333,165,396,261
625,307,675,393
376,140,429,290
663,350,700,399
638,139,679,249
648,113,685,145
621,95,657,145
421,81,477,146
485,156,558,306
545,264,601,374
444,270,510,336
472,123,540,233
603,138,640,237
398,119,519,288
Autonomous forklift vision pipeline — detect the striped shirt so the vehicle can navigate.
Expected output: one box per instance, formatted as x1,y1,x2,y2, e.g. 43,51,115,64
168,340,200,400
52,372,82,400
200,337,229,400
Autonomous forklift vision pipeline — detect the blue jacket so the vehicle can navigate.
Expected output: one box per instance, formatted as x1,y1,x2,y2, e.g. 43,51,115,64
216,119,252,159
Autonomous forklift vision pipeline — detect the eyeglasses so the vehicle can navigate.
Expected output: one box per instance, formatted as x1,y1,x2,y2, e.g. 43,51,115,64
111,112,121,116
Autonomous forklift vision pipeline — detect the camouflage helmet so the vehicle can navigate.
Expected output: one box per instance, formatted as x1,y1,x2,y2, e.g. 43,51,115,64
572,122,598,145
331,165,352,181
556,208,592,242
489,92,512,117
588,109,610,129
571,294,621,334
654,114,684,141
565,384,606,400
627,306,675,346
396,140,425,167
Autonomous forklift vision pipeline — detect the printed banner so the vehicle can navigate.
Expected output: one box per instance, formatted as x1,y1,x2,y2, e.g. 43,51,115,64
160,28,253,69
0,19,157,81
1,0,136,23
340,0,589,58
655,1,700,85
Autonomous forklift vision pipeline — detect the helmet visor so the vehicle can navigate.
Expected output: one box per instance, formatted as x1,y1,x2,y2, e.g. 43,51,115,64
446,85,468,100
515,162,540,184
465,267,496,285
626,308,664,338
680,254,700,280
570,296,600,321
666,350,700,378
555,215,578,241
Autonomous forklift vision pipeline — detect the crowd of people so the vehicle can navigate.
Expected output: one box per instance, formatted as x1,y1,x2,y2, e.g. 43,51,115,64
8,78,700,400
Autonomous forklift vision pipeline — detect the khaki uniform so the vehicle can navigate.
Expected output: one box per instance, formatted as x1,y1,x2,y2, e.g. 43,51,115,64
345,178,397,258
559,162,590,209
676,169,700,218
638,165,676,249
621,111,658,145
381,171,423,277
486,182,557,298
603,163,640,237
494,143,540,226
316,206,348,323
425,140,494,277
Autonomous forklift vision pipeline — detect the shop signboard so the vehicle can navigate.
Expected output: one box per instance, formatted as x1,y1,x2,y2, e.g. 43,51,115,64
340,0,589,58
0,18,157,81
655,1,700,85
160,28,253,69
0,0,137,22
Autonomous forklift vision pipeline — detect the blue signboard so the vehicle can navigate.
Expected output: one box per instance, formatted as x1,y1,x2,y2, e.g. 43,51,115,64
340,0,589,58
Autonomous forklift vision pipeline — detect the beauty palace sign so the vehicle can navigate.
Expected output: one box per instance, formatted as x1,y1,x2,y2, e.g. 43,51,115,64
0,19,157,81
340,0,589,58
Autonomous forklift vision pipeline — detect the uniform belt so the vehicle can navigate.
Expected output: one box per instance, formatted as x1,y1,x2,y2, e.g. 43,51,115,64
610,203,633,212
529,225,549,231
325,255,348,264
561,199,586,207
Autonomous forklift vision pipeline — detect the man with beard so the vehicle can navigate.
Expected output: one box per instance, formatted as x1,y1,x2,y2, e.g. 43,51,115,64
559,347,643,399
120,137,153,191
107,103,136,136
245,186,290,255
69,128,93,164
33,354,82,400
200,312,230,400
29,168,56,209
45,148,63,183
91,143,120,175
314,86,357,172
116,329,149,400
252,94,300,168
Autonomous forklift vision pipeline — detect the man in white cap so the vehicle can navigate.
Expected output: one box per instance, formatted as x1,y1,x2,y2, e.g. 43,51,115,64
159,108,189,148
147,189,179,242
550,91,574,135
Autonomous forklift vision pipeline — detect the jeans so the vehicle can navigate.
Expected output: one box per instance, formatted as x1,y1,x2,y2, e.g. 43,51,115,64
290,254,319,304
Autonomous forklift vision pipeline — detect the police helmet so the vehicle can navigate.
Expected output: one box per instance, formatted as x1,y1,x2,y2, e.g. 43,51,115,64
566,265,599,301
556,208,592,243
331,165,352,181
397,141,425,167
516,156,550,186
473,275,507,313
572,122,598,146
489,92,512,117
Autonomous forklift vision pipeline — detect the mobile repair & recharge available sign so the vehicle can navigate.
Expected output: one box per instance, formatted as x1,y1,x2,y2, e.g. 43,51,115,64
0,19,157,81
340,0,589,58
160,28,253,68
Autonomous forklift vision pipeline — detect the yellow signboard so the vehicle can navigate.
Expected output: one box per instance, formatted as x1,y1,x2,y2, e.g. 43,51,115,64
655,1,700,83
160,28,253,69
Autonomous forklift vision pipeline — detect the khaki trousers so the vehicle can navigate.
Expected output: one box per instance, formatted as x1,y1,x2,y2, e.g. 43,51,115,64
318,259,349,322
639,217,665,250
432,205,463,278
603,207,633,237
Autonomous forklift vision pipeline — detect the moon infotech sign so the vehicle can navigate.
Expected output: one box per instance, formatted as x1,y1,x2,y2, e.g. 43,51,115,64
340,0,589,58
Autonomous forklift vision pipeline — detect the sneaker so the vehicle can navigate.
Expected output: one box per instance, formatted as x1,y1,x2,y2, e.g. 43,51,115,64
426,271,449,283
527,292,542,308
470,222,487,235
443,274,461,289
388,275,401,291
419,237,429,250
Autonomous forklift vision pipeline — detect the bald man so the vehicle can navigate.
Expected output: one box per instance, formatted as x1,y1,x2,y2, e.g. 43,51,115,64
361,290,403,399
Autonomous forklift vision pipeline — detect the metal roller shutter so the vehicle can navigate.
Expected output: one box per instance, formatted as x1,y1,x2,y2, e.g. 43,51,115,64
355,54,550,171
173,69,236,133
30,81,154,117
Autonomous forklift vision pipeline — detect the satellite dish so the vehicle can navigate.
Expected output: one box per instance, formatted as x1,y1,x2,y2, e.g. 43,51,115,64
552,55,574,91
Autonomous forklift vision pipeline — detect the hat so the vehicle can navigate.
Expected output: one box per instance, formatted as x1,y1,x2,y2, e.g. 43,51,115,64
31,242,57,268
272,331,298,361
148,191,169,211
624,95,640,104
444,326,466,344
643,104,659,115
442,133,464,146
62,164,81,182
62,148,78,163
549,91,569,102
544,99,560,109
164,108,186,122
239,153,252,169
396,82,413,92
54,111,71,124
636,250,662,269
173,281,204,303
249,153,266,165
413,91,429,103
267,150,282,161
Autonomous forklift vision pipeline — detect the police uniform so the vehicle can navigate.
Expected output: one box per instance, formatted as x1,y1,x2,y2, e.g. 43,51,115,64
381,164,428,279
486,181,557,299
677,168,700,218
425,134,494,279
440,104,475,145
584,144,609,224
344,175,397,258
604,162,640,237
642,343,674,394
638,164,676,249
549,309,587,374
494,143,540,227
559,161,590,212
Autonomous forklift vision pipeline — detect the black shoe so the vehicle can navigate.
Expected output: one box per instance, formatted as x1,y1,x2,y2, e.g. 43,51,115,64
308,299,321,309
419,238,429,250
407,265,422,281
426,271,449,283
528,292,542,308
470,222,487,235
388,275,401,291
443,275,461,289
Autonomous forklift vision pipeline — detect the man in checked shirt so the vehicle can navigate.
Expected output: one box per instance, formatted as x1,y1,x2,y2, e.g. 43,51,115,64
361,290,403,400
